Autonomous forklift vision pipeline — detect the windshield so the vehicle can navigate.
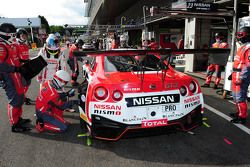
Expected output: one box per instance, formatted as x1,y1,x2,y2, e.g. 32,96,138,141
104,54,166,72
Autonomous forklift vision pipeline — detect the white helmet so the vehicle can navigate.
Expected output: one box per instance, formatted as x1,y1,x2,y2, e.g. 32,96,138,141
46,34,60,53
53,70,70,89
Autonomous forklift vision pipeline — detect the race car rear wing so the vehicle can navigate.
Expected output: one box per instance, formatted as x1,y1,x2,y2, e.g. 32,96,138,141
73,48,230,65
73,48,230,57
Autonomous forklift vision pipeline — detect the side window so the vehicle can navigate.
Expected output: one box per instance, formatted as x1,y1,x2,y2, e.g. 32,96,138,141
104,55,137,72
137,54,162,70
104,56,118,72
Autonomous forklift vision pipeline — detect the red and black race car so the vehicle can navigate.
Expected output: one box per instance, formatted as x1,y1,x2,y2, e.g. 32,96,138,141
74,49,228,141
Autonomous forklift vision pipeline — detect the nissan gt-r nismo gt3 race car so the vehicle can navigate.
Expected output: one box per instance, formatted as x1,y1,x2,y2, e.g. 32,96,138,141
76,49,204,141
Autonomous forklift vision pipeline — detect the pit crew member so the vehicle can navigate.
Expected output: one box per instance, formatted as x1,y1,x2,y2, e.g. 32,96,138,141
0,23,31,132
230,27,250,124
68,39,83,86
16,28,33,105
37,34,66,89
202,32,229,89
35,70,78,132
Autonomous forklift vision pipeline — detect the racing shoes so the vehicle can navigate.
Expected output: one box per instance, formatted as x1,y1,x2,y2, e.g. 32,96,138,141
12,123,32,133
231,117,246,124
201,83,210,88
18,117,32,125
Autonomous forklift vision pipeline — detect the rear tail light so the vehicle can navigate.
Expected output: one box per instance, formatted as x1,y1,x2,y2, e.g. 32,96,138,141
94,86,108,101
189,81,197,93
112,90,123,101
180,86,187,96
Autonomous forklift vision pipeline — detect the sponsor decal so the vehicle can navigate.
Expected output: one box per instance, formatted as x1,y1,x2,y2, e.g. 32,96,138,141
165,83,178,89
123,116,147,122
164,104,177,112
142,119,168,128
93,104,122,115
167,112,184,118
125,94,180,107
123,87,141,92
185,100,200,108
94,110,121,115
184,95,200,104
94,104,121,110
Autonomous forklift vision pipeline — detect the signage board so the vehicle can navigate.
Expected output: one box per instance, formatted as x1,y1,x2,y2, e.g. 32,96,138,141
186,1,217,12
238,16,250,30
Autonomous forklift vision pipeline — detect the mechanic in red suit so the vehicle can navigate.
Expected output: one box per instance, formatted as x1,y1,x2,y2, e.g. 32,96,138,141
35,70,78,132
68,39,83,86
16,28,33,105
202,32,229,89
148,38,159,50
230,27,250,124
0,23,31,132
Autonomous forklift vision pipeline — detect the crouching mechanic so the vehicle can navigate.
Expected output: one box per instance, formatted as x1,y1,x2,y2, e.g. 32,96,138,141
230,27,250,124
35,70,78,132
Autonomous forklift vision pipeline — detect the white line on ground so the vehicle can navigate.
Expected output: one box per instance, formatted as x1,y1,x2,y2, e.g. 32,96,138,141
204,104,250,135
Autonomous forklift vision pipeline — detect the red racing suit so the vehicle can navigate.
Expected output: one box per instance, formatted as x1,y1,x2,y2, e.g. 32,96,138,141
0,41,25,125
36,81,76,132
16,40,29,61
205,41,229,85
68,44,81,83
232,44,250,119
16,40,30,95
